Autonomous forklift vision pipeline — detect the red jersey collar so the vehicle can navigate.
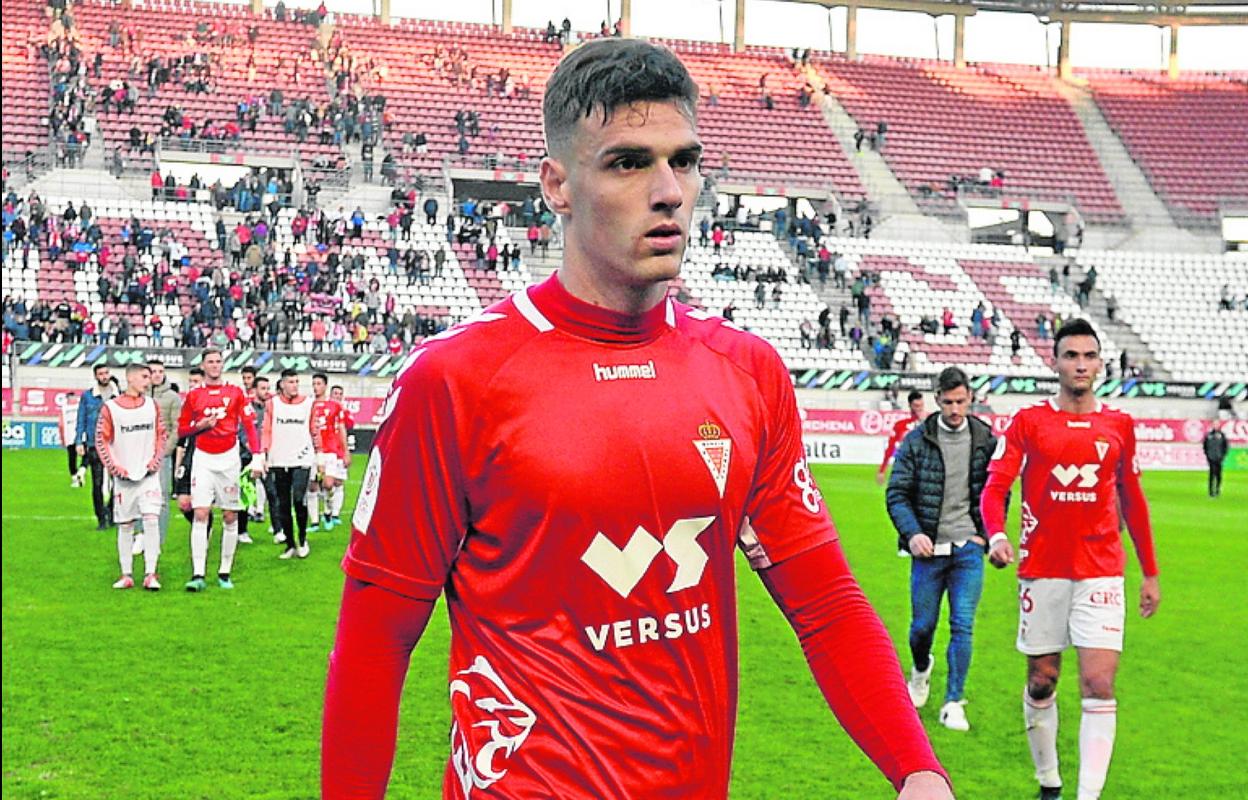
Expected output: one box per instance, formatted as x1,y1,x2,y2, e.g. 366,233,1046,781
522,275,672,345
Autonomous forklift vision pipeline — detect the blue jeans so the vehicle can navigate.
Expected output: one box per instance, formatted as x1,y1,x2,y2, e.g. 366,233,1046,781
909,540,985,702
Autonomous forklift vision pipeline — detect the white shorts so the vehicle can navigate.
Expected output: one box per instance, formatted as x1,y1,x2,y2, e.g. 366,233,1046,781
113,473,165,523
190,449,242,510
1016,577,1126,655
317,452,348,482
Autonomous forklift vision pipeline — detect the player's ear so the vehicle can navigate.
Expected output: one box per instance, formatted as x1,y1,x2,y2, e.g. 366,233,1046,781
540,156,572,217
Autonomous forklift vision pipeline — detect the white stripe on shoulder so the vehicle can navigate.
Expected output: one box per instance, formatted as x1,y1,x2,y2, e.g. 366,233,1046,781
512,287,554,332
665,298,675,327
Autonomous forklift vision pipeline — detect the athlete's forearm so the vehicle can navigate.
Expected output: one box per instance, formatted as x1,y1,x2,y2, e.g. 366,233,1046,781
322,578,434,800
979,470,1012,539
760,542,950,792
1120,473,1158,576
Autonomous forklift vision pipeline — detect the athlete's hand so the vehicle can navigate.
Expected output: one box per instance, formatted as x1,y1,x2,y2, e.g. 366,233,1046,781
77,444,85,457
875,470,887,486
1139,575,1161,618
195,415,218,431
898,770,954,799
908,534,935,558
145,457,161,475
989,538,1015,569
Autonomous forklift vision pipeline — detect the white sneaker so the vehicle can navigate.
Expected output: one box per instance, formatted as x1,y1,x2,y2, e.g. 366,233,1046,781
237,533,254,544
278,548,296,560
908,662,933,708
297,543,310,558
273,532,287,544
132,535,145,556
939,700,970,731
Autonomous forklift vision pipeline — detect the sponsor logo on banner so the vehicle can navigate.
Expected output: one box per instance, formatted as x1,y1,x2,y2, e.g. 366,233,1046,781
38,423,63,448
18,387,80,417
3,421,31,448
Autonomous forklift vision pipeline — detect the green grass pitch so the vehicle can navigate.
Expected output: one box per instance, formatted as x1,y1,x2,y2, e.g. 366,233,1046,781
3,449,1245,798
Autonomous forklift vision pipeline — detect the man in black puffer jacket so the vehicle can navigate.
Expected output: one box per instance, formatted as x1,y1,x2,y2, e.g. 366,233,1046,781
886,366,998,733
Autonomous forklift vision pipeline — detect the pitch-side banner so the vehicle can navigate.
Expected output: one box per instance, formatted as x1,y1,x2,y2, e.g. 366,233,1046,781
799,410,1244,470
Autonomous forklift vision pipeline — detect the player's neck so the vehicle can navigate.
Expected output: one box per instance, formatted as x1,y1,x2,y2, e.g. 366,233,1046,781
124,389,143,400
1054,389,1098,415
205,378,224,387
555,266,669,318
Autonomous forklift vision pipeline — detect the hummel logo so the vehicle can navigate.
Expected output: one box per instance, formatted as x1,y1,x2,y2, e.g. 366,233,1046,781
1051,463,1099,488
593,361,657,382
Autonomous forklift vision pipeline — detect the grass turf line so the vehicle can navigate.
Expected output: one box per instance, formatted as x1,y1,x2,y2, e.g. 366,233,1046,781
3,450,1244,797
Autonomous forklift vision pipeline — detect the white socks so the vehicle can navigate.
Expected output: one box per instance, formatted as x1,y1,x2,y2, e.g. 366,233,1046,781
220,518,239,576
1024,689,1061,789
117,522,134,575
191,517,209,577
142,514,161,575
307,488,320,525
1078,698,1117,800
329,484,345,517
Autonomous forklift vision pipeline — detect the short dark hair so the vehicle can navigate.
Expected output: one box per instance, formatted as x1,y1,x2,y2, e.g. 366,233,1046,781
312,372,328,383
1053,317,1100,357
543,38,698,157
147,358,164,367
93,363,109,374
241,366,256,377
125,363,151,376
189,367,205,377
254,376,270,386
280,368,298,379
935,367,970,395
330,384,343,393
202,347,223,359
907,390,923,403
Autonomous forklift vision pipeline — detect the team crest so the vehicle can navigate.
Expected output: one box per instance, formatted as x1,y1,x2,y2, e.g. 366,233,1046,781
693,420,731,499
1094,438,1110,461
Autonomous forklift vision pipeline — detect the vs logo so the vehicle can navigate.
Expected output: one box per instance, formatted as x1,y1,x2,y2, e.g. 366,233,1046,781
1051,463,1099,488
581,517,714,598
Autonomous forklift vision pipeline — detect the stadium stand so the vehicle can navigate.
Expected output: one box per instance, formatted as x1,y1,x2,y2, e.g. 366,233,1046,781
1074,248,1248,381
824,238,1122,376
1,1,51,165
1083,71,1248,228
816,55,1127,224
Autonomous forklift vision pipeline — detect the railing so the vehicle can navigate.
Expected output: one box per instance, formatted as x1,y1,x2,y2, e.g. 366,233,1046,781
2,149,55,190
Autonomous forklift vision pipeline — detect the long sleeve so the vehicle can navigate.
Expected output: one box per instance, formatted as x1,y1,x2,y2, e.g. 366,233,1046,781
177,393,198,439
151,404,167,467
884,434,922,541
322,578,435,800
261,398,274,453
759,541,950,793
95,404,118,476
75,393,89,445
981,414,1025,542
1118,422,1158,576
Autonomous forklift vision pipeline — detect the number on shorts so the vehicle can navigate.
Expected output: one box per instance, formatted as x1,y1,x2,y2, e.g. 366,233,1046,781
1020,587,1034,614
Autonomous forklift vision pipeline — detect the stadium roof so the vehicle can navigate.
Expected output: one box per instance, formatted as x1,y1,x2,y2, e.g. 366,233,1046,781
786,0,1248,25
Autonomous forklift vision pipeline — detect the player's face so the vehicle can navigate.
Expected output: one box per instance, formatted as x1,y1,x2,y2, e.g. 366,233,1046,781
148,364,165,386
330,387,344,403
313,377,328,398
281,375,300,398
936,385,971,429
189,374,205,389
94,367,111,386
908,397,924,416
1054,334,1102,396
254,380,271,401
541,100,702,310
128,368,152,395
242,372,255,390
202,352,224,381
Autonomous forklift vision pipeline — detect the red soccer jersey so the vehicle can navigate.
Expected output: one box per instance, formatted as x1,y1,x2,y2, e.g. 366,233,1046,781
343,277,837,799
879,414,921,474
312,398,347,457
981,398,1157,580
177,383,258,455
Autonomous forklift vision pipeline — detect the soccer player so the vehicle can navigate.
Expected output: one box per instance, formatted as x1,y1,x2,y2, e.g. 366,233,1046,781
981,318,1161,800
329,385,355,437
322,39,952,800
1202,420,1228,498
95,363,167,590
76,363,118,529
262,369,317,559
58,392,84,487
148,359,182,545
309,373,349,531
177,349,262,591
877,390,927,486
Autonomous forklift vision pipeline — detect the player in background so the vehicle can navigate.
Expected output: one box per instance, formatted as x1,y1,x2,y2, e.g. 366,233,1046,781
877,390,927,486
329,384,355,521
980,318,1160,800
76,363,119,529
309,373,349,531
241,366,257,399
251,376,285,544
262,369,318,559
329,385,355,436
177,349,262,591
59,392,84,487
148,359,182,546
1201,420,1228,498
95,364,167,590
173,367,205,526
322,39,951,800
